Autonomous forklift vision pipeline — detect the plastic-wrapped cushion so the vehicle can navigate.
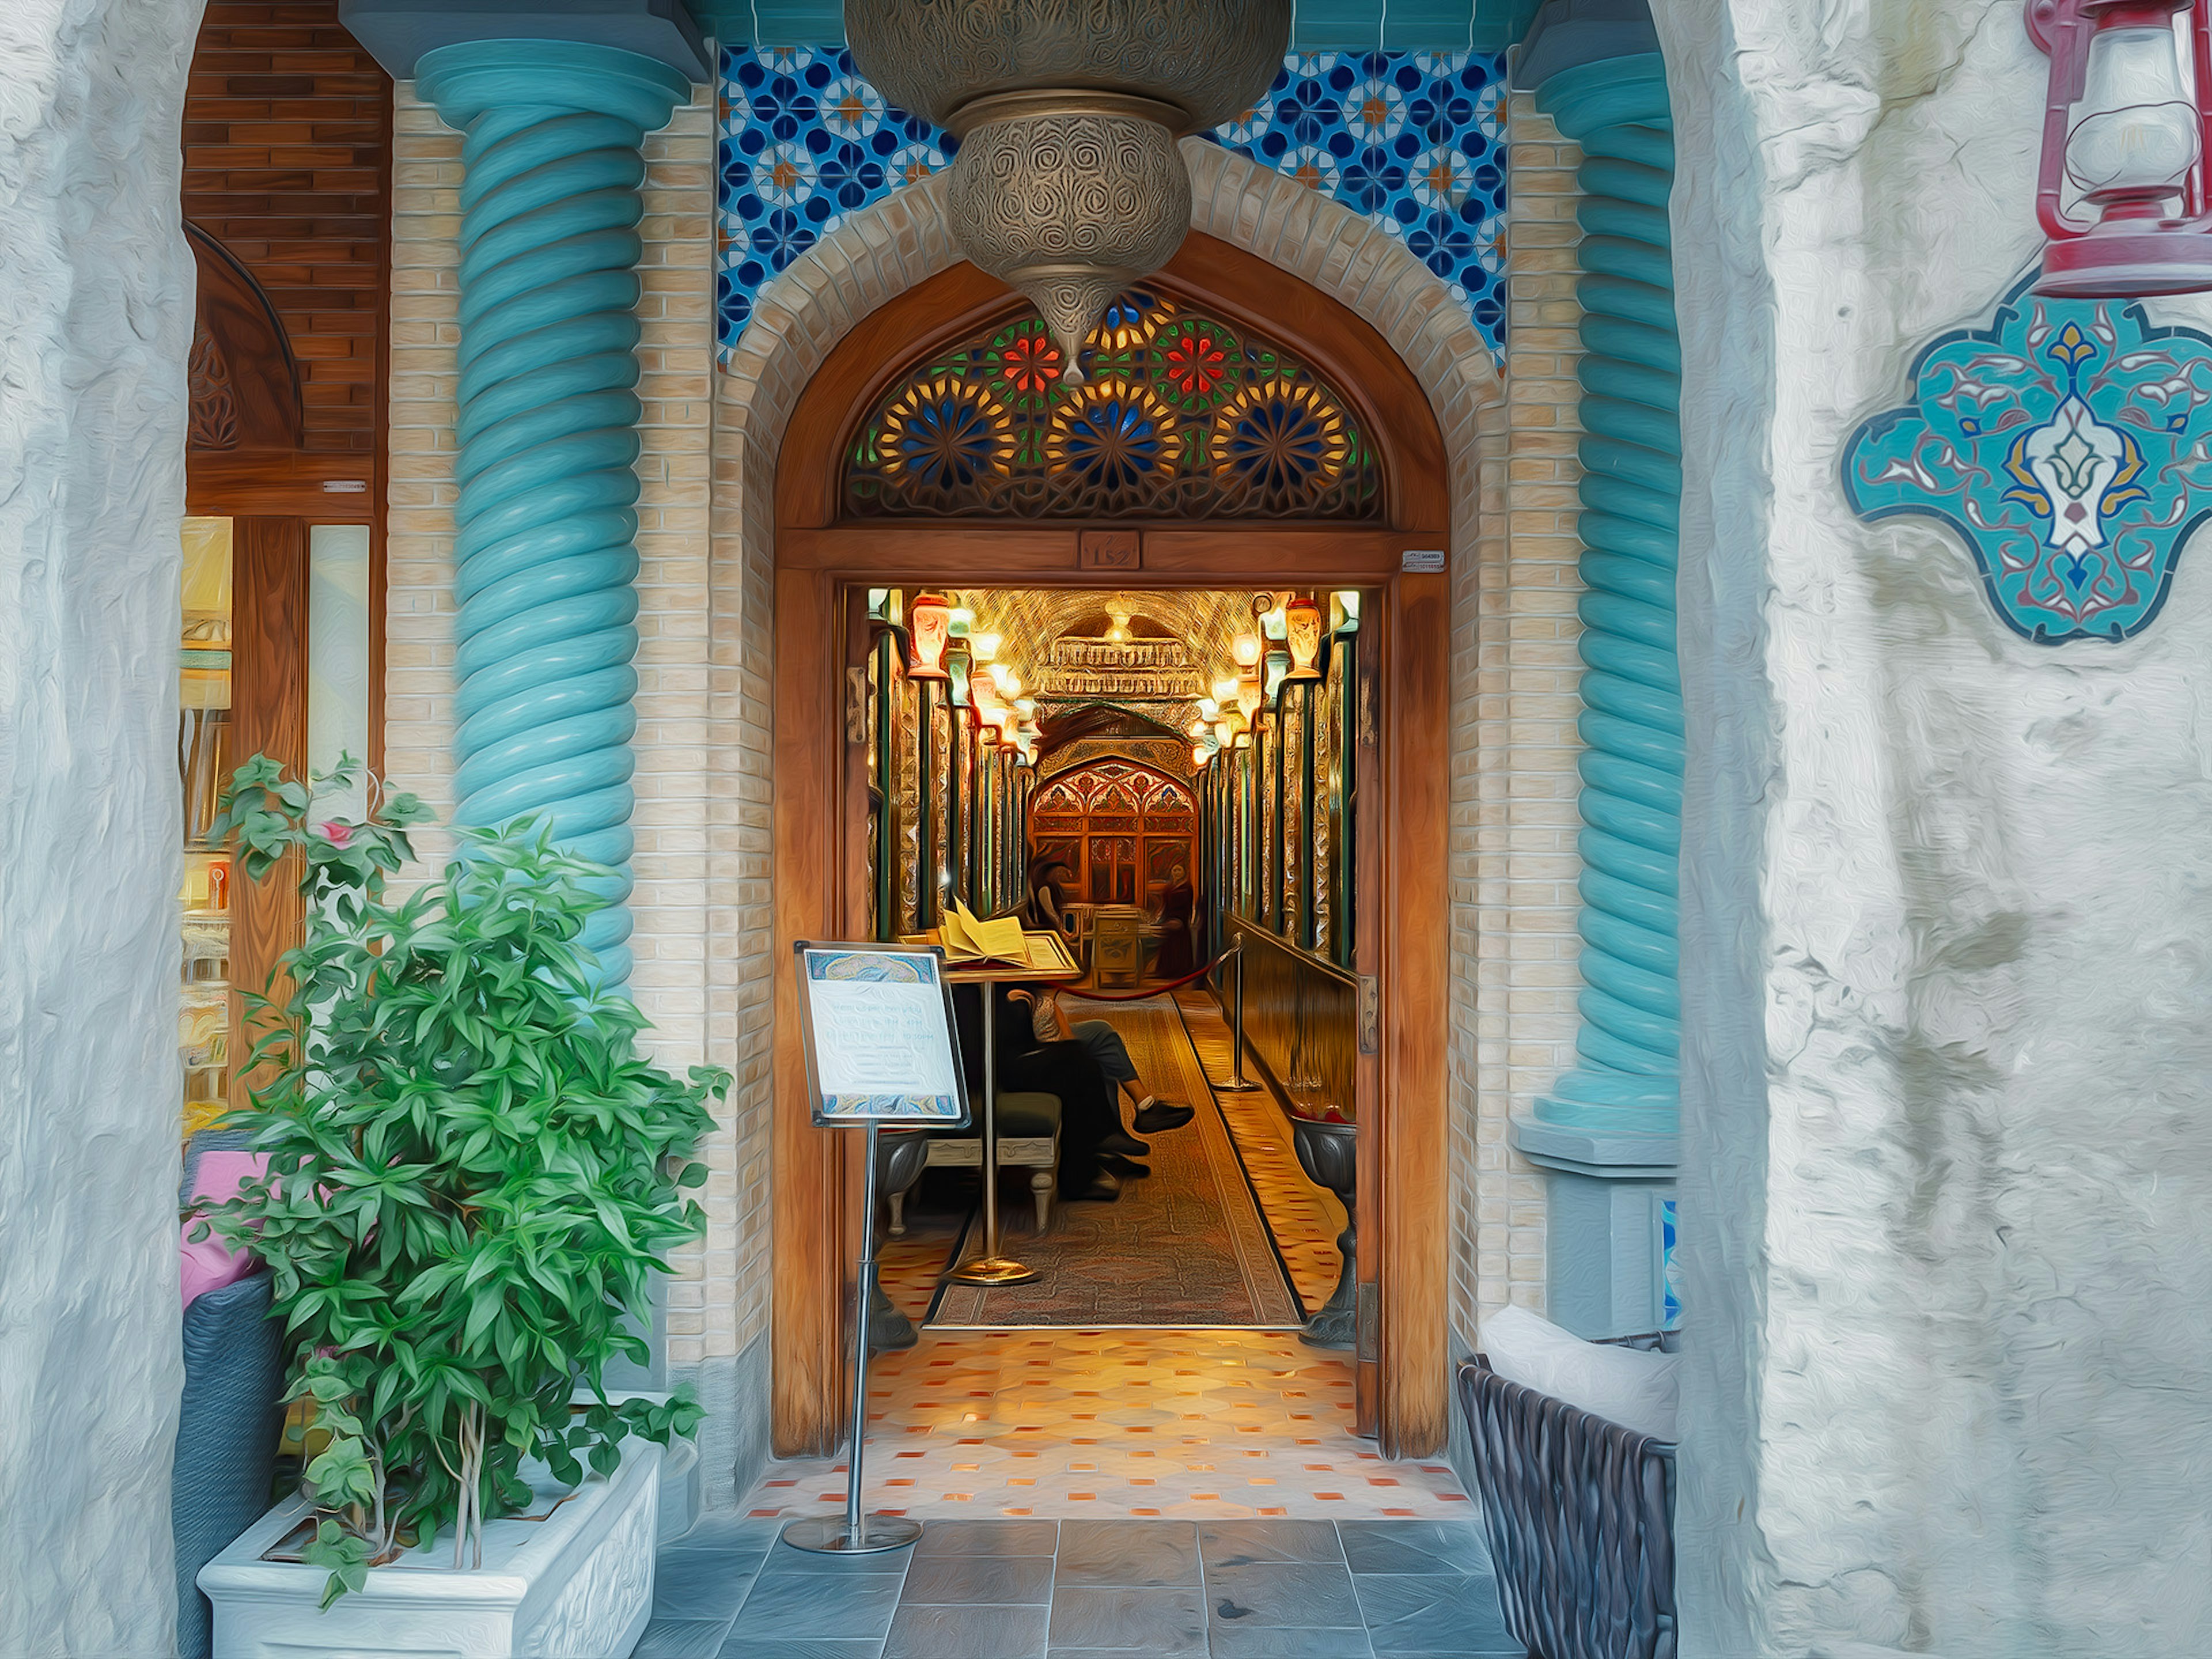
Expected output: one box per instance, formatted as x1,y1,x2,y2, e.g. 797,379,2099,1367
1476,1304,1679,1441
173,1270,285,1659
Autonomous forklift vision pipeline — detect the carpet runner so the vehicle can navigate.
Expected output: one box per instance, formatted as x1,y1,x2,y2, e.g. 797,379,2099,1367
930,996,1303,1330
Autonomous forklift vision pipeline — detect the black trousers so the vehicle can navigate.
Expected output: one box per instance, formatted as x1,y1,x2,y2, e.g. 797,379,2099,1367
953,984,1121,1194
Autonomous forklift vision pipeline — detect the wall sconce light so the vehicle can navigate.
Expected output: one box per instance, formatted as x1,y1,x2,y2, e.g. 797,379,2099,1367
2031,0,2212,295
908,590,952,680
1197,696,1220,721
970,631,1001,663
1231,632,1262,669
1284,592,1324,681
1191,744,1209,767
1236,667,1263,724
1263,646,1291,704
989,664,1021,698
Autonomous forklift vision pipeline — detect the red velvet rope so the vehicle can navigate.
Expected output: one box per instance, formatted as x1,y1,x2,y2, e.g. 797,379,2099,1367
1048,947,1236,1002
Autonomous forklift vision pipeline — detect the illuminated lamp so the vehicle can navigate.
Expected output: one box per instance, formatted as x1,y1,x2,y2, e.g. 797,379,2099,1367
1214,719,1234,745
1283,592,1324,680
970,631,1001,664
1236,667,1263,724
908,590,952,679
947,645,974,708
990,664,1021,698
1331,589,1362,632
1192,744,1209,767
949,606,975,635
1261,601,1287,640
1263,646,1290,704
2030,0,2212,295
1198,697,1220,720
1231,631,1262,668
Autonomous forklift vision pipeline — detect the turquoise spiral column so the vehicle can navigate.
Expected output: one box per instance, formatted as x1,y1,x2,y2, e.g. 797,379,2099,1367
415,42,690,990
1509,47,1685,1337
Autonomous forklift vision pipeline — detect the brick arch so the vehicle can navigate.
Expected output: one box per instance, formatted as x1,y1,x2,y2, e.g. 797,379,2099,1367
718,139,1502,468
707,142,1502,1463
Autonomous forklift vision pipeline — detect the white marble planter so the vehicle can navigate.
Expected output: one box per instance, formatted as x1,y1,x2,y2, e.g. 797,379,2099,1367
199,1441,661,1658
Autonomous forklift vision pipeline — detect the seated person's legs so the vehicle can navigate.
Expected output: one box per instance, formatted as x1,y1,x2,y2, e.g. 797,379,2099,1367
1070,1017,1195,1135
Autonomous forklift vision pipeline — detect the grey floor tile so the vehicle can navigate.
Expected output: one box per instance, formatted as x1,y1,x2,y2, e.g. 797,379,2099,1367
898,1552,1054,1605
1336,1520,1490,1577
665,1513,785,1555
760,1537,916,1575
1199,1518,1347,1567
736,1567,909,1641
1045,1585,1207,1654
654,1547,765,1621
634,1618,734,1658
717,1640,887,1659
1206,1559,1364,1627
1205,1624,1376,1658
882,1600,1050,1658
912,1518,1060,1558
1353,1572,1516,1654
1055,1518,1200,1587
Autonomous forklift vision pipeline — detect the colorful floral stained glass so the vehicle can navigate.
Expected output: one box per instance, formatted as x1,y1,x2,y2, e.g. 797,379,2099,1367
845,293,1384,521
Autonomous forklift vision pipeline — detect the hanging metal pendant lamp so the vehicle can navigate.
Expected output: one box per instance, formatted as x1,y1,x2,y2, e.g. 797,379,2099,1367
845,0,1291,382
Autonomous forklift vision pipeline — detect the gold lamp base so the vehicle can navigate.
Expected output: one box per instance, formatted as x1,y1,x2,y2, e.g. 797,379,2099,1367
947,1255,1038,1286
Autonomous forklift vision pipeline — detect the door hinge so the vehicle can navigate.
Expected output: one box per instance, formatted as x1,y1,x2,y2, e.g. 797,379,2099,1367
1358,975,1379,1054
1356,1281,1380,1363
845,665,869,744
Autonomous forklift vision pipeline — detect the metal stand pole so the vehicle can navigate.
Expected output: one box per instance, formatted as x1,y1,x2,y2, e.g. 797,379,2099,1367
948,986,1036,1285
1217,944,1259,1092
783,1122,922,1554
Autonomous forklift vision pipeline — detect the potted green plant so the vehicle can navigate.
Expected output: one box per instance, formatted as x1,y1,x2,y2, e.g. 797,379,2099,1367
194,755,728,1658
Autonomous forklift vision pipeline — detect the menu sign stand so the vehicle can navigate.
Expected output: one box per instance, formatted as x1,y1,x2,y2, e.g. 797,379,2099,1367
782,942,971,1555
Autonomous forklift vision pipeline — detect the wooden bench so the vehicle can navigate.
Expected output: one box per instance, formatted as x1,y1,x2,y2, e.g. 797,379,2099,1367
886,1090,1062,1237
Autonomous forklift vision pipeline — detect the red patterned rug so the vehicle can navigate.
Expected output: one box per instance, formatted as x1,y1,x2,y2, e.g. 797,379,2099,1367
930,997,1303,1329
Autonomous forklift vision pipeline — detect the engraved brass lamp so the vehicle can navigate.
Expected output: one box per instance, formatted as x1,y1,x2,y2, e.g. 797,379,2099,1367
845,0,1291,379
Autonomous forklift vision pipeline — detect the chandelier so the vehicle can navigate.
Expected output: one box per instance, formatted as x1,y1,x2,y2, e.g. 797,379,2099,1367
846,0,1292,381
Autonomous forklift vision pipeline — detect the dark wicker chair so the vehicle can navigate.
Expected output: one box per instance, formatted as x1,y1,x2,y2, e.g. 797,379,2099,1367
1456,1351,1677,1659
173,1129,287,1659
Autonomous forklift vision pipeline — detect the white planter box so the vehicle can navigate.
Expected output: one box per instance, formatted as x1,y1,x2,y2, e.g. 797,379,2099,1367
199,1441,662,1658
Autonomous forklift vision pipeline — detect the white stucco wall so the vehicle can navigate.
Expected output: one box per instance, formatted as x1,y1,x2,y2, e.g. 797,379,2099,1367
1662,1,2212,1652
0,0,200,1651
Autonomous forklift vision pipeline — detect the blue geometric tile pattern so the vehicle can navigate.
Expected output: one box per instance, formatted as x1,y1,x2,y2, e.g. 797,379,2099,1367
717,46,1506,362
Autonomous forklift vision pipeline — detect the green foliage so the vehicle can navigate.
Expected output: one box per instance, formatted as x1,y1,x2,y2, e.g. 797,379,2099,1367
204,755,728,1603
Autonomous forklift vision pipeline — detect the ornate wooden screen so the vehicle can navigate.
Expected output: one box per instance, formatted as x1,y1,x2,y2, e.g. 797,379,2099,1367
1029,760,1198,907
843,290,1384,521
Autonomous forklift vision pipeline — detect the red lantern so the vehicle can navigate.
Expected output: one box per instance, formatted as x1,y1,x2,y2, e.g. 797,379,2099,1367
907,590,952,680
2031,0,2212,296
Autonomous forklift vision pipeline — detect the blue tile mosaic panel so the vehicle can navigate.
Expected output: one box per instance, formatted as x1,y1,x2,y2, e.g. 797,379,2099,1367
1661,1198,1681,1330
717,46,1506,361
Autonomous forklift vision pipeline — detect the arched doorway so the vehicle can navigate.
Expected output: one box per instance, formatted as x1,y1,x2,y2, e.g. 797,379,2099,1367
769,230,1455,1460
1032,758,1196,908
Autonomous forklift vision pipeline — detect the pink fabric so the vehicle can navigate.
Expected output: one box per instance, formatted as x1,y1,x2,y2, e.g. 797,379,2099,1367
180,1151,267,1311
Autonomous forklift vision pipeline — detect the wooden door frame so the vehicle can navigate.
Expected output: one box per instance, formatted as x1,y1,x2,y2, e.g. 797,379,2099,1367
770,234,1453,1458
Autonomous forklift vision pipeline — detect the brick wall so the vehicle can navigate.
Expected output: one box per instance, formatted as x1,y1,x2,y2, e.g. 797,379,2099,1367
183,0,390,456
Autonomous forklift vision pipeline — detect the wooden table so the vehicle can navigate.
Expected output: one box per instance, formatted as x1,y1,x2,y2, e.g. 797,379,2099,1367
904,928,1082,1286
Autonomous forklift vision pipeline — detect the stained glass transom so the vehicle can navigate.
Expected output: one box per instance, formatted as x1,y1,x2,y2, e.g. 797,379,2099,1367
844,293,1384,521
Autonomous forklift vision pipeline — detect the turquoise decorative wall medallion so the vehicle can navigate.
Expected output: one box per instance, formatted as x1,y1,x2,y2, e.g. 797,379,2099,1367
1844,275,2212,643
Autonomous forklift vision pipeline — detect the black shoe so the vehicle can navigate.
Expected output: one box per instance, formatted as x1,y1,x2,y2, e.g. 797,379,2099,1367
1101,1153,1152,1178
1134,1101,1194,1134
1070,1175,1122,1202
1099,1131,1150,1158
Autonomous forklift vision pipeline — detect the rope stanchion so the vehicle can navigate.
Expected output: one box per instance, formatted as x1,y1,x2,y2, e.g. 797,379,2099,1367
1051,947,1234,1002
1048,944,1262,1093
